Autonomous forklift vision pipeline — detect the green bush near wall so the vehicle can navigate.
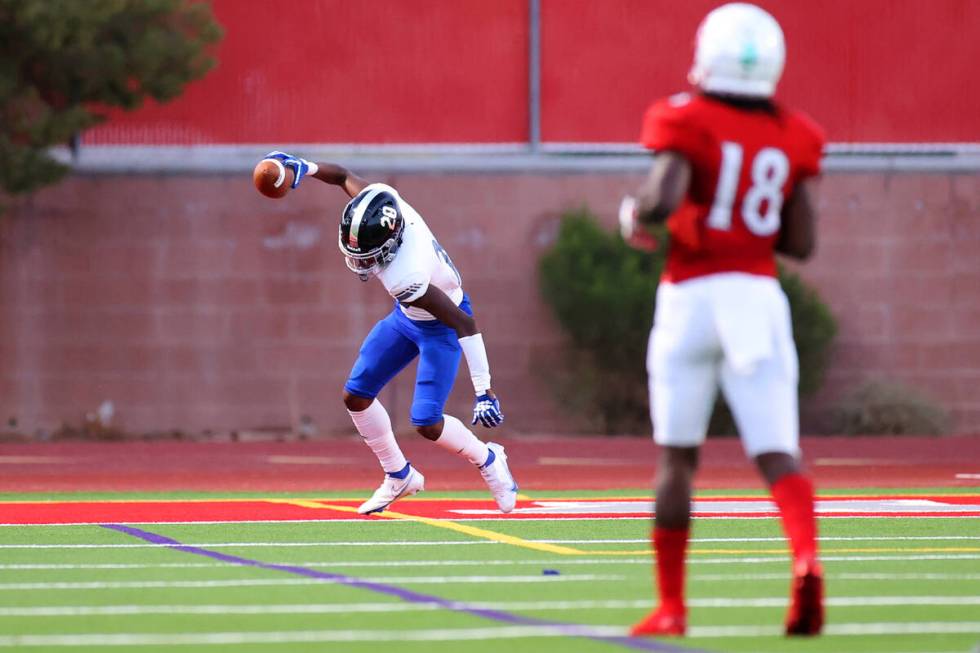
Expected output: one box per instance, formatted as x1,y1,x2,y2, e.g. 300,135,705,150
829,380,949,435
538,208,837,435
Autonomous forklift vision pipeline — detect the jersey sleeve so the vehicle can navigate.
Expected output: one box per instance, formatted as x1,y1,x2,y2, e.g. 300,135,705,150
639,94,708,160
790,110,826,179
387,271,429,304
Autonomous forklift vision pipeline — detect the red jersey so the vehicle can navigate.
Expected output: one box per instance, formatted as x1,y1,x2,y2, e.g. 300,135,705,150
640,92,825,283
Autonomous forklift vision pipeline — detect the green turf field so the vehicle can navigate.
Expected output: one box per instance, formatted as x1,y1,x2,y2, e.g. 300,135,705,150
1,490,978,652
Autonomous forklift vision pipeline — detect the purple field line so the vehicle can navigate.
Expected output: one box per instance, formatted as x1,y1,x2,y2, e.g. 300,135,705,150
101,523,708,653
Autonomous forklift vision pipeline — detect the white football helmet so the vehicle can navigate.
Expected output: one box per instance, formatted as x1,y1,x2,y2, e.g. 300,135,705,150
688,3,785,98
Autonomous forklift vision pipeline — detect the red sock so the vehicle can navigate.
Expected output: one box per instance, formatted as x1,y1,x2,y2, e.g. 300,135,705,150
653,526,689,611
771,473,818,563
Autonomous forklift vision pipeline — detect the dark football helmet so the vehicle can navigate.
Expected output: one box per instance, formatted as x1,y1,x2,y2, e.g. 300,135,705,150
338,187,405,281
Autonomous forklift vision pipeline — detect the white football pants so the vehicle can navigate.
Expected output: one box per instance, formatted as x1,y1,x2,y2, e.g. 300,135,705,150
648,272,800,458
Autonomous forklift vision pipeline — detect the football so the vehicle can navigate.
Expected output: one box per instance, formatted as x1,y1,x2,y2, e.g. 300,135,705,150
252,158,294,199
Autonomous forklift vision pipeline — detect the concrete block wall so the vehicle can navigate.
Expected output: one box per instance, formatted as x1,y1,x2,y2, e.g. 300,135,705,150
1,170,977,436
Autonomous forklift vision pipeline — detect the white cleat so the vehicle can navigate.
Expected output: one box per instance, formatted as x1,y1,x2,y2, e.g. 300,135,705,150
479,442,518,513
357,466,425,515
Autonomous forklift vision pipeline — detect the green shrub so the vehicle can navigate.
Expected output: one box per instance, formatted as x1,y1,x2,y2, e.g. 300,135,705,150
538,207,837,435
781,266,838,397
0,0,223,200
829,380,949,435
537,208,663,433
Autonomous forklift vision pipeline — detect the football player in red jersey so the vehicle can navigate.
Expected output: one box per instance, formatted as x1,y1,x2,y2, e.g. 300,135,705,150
621,3,825,638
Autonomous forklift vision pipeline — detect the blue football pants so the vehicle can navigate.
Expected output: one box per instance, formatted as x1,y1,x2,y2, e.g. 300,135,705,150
344,296,471,426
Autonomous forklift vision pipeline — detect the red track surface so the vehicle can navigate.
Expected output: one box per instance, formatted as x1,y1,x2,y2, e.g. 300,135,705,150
0,435,977,493
3,496,978,525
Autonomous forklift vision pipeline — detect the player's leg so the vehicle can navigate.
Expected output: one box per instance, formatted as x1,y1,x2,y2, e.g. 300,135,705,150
719,283,823,636
410,315,517,513
418,413,517,514
760,453,819,573
633,281,719,637
630,445,699,637
725,369,823,635
417,414,490,470
344,312,424,514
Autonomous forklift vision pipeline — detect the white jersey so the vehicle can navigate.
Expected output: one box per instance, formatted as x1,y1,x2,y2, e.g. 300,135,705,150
371,184,465,321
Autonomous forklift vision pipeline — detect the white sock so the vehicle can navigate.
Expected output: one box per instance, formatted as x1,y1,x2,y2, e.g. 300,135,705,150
347,399,408,474
434,414,491,466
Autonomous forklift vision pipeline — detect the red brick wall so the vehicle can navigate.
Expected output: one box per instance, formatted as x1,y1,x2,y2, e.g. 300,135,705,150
800,172,980,430
1,171,977,436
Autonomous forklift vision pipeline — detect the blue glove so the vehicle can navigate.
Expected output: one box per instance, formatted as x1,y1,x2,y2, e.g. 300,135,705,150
472,393,504,428
264,151,315,189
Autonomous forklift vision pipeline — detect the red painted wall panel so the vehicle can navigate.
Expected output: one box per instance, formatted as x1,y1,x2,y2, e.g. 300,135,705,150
541,0,980,143
85,0,978,145
85,0,529,144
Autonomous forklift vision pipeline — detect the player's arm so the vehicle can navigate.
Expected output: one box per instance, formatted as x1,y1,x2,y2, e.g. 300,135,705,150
407,285,479,337
776,180,817,260
262,151,369,197
406,286,503,427
310,163,370,198
619,151,691,251
635,151,692,225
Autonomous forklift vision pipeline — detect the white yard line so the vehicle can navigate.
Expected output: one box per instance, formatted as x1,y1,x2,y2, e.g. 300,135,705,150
693,554,980,564
0,627,615,646
693,596,980,607
691,535,980,542
0,541,493,549
0,574,626,591
4,515,979,527
693,572,980,581
535,536,980,543
690,621,980,637
1,596,978,617
0,622,977,646
2,534,978,549
36,572,970,591
2,552,978,570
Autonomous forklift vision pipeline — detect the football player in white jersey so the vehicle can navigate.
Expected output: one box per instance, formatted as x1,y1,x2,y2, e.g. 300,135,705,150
262,151,518,515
